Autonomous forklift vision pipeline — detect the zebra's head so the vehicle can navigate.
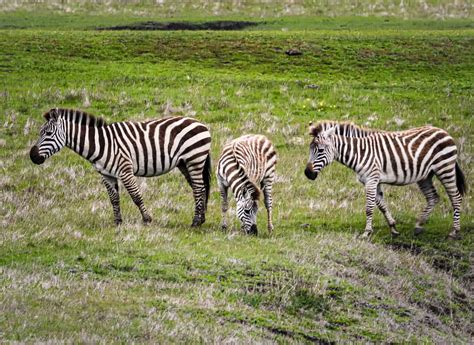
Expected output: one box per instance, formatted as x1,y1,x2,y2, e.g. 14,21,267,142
30,109,66,165
305,124,336,180
236,187,260,235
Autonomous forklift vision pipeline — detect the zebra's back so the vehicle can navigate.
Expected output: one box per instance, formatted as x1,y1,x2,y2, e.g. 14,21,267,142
219,134,276,185
111,116,211,177
354,126,457,185
217,134,276,195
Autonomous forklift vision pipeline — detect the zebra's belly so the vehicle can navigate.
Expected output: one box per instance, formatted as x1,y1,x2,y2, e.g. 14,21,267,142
131,154,180,177
380,174,424,186
379,171,401,185
135,164,175,177
93,161,116,177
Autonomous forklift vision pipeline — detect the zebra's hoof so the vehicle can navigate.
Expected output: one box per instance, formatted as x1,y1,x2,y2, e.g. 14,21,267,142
414,227,424,236
390,227,400,237
360,231,372,239
115,219,123,226
244,224,258,236
221,224,228,232
143,215,152,224
448,232,461,240
247,229,258,236
191,216,205,227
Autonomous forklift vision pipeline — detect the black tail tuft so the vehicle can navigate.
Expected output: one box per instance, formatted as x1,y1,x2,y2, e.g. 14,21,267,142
455,162,467,196
203,154,212,210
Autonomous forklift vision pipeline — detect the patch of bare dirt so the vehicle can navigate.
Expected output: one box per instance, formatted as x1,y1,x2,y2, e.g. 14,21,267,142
97,21,261,31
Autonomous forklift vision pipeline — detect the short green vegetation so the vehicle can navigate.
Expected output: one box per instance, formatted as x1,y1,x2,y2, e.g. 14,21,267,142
1,1,473,343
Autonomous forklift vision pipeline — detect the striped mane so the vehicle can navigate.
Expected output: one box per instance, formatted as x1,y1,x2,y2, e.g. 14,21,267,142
310,121,379,137
44,108,107,128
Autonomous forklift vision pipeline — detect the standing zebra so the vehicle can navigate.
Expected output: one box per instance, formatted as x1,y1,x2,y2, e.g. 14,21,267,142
30,108,212,227
304,121,466,239
217,134,277,235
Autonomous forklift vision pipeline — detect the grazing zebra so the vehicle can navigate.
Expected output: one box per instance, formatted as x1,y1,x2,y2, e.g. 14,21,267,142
30,108,212,227
304,121,466,239
217,135,277,235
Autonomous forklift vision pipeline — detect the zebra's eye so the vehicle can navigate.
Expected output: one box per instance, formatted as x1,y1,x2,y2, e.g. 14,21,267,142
45,130,53,135
317,148,325,153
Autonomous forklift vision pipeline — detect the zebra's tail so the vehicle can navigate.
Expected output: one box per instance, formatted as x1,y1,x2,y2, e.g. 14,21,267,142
203,154,212,210
455,162,467,196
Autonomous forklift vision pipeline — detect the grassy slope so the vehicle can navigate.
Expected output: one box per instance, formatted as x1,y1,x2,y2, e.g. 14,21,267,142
1,7,473,343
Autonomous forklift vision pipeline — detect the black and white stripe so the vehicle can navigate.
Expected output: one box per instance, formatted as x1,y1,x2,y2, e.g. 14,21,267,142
217,134,277,235
305,121,466,239
30,108,212,226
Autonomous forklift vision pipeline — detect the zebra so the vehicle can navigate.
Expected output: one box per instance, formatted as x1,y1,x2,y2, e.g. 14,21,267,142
217,134,277,235
30,108,212,227
304,121,466,239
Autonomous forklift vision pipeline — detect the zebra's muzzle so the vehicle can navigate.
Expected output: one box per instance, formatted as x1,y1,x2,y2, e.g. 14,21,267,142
30,146,45,165
248,224,258,235
304,164,318,180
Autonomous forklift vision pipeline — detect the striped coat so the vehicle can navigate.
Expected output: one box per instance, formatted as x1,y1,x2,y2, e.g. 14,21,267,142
217,135,277,235
30,108,211,226
305,121,466,238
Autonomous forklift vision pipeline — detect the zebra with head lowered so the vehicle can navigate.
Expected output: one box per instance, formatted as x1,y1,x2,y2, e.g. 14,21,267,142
217,134,277,235
30,108,212,227
304,121,466,239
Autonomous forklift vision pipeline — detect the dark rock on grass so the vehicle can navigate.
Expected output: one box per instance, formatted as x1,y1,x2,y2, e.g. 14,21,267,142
285,49,302,56
97,21,261,31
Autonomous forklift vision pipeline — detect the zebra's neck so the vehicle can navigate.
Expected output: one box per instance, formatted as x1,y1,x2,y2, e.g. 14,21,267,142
333,136,362,171
60,109,107,161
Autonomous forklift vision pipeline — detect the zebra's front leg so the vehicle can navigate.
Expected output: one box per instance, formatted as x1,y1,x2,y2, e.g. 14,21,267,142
262,181,274,234
218,177,229,231
120,170,152,224
375,185,399,236
102,175,122,225
361,181,378,239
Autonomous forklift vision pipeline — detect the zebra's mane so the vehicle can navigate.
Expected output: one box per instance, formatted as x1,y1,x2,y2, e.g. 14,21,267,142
309,121,380,137
44,108,107,128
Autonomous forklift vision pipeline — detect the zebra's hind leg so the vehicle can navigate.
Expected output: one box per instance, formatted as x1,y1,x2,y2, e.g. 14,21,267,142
218,176,229,231
415,174,439,236
179,160,206,227
102,175,122,225
261,180,274,234
120,169,152,224
361,179,379,239
375,185,399,236
437,167,463,239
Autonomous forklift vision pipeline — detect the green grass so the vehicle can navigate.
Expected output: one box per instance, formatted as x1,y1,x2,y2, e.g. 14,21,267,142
1,3,473,343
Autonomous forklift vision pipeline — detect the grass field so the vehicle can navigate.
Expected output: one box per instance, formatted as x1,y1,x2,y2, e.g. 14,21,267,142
1,1,473,343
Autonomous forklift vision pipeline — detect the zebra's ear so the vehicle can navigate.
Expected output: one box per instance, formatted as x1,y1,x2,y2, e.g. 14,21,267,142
243,188,252,200
250,187,260,201
44,108,58,121
308,121,317,136
322,127,336,138
244,187,260,201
